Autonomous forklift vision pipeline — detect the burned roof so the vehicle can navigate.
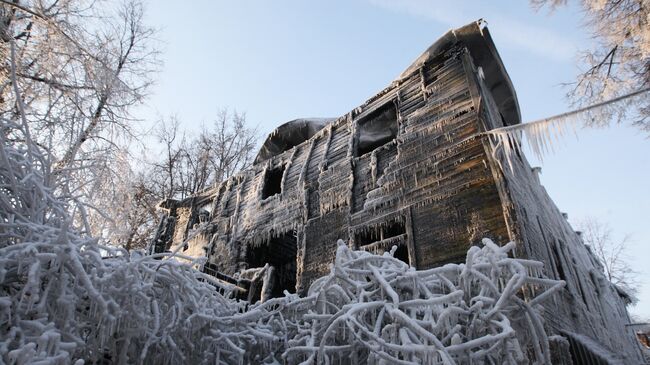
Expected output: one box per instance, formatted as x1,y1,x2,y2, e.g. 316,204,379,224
254,118,334,164
255,20,521,165
396,20,521,126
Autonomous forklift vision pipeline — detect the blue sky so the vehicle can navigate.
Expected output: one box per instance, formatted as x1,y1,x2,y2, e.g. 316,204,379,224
136,0,649,318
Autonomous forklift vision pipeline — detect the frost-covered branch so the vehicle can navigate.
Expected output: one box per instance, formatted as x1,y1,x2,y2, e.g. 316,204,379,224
276,240,564,364
484,87,649,168
1,221,564,365
531,0,650,131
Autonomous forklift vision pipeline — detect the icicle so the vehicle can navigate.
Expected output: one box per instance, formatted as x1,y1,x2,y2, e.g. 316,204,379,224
485,88,650,168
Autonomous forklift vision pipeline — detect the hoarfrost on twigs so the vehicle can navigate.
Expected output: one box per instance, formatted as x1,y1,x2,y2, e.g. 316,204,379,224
1,209,564,365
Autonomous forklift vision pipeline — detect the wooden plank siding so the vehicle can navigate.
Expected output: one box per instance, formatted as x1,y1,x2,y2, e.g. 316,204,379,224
150,22,643,363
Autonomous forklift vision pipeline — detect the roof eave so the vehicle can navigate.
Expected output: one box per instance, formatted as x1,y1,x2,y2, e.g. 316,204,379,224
396,20,522,126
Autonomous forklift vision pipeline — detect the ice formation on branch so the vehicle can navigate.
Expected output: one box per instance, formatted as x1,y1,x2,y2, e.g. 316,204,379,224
276,240,565,364
485,87,650,168
1,223,564,365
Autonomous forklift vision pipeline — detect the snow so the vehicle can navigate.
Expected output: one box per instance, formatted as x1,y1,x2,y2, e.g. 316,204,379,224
1,223,565,364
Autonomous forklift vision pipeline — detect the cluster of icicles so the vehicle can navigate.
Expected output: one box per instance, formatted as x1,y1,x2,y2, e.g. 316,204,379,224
1,232,564,364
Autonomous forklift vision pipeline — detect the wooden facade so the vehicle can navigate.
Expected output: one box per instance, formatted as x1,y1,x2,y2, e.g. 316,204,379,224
151,21,644,363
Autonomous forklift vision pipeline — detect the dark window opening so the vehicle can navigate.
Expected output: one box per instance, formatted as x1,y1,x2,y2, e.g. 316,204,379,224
393,244,410,265
245,232,297,299
262,165,285,199
184,203,212,240
550,241,566,282
354,219,409,264
384,220,406,240
355,219,406,246
197,208,210,224
355,102,398,157
355,228,381,246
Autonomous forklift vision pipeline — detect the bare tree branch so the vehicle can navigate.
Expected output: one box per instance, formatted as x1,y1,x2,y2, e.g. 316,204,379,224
577,217,639,300
532,0,650,130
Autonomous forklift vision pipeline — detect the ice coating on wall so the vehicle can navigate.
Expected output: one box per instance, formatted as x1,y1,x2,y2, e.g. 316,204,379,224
474,56,643,362
150,20,643,363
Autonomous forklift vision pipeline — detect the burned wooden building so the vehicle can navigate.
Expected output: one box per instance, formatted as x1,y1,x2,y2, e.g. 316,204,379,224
151,21,644,363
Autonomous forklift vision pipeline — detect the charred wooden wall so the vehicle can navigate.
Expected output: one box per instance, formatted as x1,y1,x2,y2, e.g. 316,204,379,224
156,44,512,291
474,59,644,361
151,22,643,363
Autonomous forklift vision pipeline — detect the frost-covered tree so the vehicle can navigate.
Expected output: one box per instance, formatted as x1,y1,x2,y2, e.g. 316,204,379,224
0,0,159,236
531,0,650,130
190,109,257,193
148,111,257,201
1,0,159,159
103,112,258,250
577,217,639,299
84,151,160,250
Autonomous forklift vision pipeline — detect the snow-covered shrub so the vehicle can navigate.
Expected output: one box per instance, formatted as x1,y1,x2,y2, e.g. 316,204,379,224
1,237,250,364
1,232,564,365
0,110,267,363
272,240,565,364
